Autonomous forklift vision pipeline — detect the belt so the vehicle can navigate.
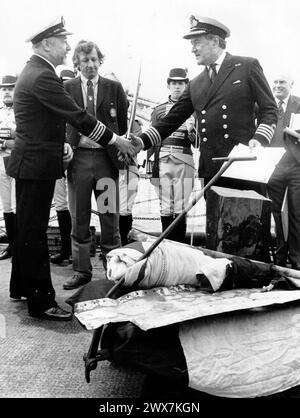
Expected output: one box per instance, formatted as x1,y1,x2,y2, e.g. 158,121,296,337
160,145,192,155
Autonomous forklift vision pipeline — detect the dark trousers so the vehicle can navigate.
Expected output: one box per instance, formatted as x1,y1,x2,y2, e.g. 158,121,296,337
67,149,120,279
267,154,300,265
10,179,57,315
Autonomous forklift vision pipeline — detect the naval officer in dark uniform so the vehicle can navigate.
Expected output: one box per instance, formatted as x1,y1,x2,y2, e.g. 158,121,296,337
7,17,135,320
132,15,278,190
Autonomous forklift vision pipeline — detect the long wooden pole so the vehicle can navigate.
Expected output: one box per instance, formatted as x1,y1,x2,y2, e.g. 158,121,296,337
108,155,257,290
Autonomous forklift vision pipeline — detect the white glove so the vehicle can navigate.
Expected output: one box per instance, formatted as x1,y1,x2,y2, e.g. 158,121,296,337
185,115,196,133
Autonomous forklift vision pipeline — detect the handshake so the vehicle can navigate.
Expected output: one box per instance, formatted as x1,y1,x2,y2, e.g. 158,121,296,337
114,134,143,164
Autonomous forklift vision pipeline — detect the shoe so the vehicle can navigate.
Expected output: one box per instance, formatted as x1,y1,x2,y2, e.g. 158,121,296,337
50,253,72,265
0,246,11,260
63,274,91,290
40,306,73,321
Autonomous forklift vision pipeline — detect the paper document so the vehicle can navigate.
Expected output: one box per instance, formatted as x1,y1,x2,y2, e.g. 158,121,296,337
221,144,285,183
290,113,300,130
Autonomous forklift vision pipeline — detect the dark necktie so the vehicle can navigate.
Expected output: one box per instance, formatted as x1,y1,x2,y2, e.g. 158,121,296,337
86,80,95,116
209,63,217,84
278,100,284,119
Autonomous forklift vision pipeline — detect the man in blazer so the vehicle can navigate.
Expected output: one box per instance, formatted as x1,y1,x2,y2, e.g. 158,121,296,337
7,17,135,320
267,74,300,269
62,40,128,290
132,15,278,191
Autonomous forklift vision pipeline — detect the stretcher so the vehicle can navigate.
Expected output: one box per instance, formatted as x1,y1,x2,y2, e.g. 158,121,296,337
69,156,300,397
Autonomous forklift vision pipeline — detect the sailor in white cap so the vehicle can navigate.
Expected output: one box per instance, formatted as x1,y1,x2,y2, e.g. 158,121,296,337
7,16,136,321
132,14,277,192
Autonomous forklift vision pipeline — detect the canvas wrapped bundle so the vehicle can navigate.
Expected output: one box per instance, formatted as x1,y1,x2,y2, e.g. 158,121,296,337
106,240,275,292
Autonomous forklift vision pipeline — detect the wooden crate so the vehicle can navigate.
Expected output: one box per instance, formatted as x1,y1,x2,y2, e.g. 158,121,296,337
206,186,272,261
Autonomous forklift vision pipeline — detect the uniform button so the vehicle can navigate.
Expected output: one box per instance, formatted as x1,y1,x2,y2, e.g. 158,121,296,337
222,105,227,109
222,114,227,119
201,119,206,123
223,124,228,129
201,128,206,133
224,134,229,139
202,137,208,142
201,110,206,114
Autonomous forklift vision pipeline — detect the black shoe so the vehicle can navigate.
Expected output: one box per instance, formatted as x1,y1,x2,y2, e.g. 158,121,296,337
0,246,11,260
38,306,73,321
50,253,72,265
63,274,91,290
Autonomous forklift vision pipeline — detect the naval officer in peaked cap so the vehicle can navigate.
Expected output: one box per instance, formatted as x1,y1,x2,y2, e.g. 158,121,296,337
7,16,136,321
133,14,277,191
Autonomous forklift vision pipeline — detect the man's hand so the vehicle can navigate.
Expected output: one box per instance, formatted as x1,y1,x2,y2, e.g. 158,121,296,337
185,115,195,133
248,139,261,154
3,139,15,150
248,139,261,150
63,143,73,171
114,135,141,164
129,134,143,153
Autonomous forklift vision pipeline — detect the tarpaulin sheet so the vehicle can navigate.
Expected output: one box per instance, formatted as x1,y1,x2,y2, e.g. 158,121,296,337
74,286,300,331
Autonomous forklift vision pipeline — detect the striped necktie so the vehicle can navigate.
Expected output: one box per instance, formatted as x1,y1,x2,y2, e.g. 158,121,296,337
208,63,217,84
277,100,284,119
86,80,95,116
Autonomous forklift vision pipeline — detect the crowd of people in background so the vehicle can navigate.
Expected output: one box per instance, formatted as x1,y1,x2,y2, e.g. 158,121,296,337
0,13,299,322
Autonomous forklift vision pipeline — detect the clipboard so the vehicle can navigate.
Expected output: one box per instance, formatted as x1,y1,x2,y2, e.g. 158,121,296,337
221,144,285,183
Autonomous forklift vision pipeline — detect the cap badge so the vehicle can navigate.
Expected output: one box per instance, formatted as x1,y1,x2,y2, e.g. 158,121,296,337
190,15,199,29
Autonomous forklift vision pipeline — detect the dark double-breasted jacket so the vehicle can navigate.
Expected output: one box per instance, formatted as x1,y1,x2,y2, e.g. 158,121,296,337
140,53,278,178
7,55,113,180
